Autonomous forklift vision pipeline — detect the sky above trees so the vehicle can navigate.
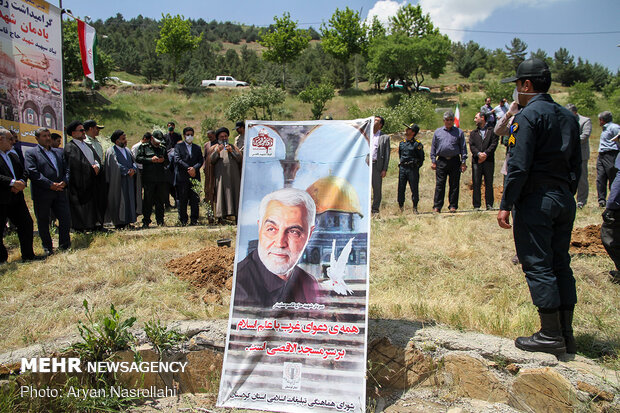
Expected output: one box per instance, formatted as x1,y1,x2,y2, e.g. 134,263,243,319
60,0,619,71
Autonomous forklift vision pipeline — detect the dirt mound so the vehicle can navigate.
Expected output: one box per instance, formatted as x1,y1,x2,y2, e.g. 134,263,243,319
166,246,235,303
465,181,504,203
571,224,606,256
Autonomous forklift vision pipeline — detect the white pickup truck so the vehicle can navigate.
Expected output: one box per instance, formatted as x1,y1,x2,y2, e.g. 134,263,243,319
201,76,249,87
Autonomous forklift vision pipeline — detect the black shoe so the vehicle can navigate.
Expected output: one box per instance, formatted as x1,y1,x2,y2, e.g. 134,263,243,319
22,255,46,263
412,207,419,215
486,205,494,210
599,200,607,208
43,248,53,256
559,309,576,354
609,270,620,284
515,310,566,356
142,223,150,229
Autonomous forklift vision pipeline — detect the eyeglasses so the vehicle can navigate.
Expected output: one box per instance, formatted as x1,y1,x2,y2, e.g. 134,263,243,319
76,129,85,132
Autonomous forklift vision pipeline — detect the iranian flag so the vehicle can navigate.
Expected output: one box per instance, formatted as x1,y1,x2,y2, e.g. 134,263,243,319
77,20,97,82
454,104,460,127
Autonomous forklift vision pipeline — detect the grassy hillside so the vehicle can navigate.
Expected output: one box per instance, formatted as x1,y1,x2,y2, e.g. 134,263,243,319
67,67,606,150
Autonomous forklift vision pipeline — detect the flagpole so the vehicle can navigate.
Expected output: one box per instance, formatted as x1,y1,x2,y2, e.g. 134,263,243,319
59,0,67,146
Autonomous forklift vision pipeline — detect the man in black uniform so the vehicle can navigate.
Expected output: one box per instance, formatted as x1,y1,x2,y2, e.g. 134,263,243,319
498,58,581,356
136,132,169,227
398,123,424,214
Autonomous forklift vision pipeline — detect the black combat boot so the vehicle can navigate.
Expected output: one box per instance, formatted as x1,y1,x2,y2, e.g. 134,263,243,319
559,307,576,354
515,309,566,356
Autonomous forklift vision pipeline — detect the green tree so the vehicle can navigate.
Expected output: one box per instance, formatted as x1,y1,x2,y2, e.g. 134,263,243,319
486,48,513,76
452,41,488,78
505,37,527,70
529,48,552,66
389,4,436,38
568,81,597,115
155,14,202,82
299,83,335,119
367,4,450,91
553,47,578,86
259,12,310,89
320,7,367,88
141,51,163,83
367,33,450,92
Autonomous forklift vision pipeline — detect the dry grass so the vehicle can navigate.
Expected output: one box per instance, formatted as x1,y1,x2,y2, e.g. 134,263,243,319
0,225,235,352
369,136,619,366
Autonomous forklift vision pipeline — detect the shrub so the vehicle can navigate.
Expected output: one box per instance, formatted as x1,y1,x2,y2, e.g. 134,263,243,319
348,94,435,134
225,85,286,121
468,67,487,82
298,83,335,119
483,80,514,103
568,81,597,116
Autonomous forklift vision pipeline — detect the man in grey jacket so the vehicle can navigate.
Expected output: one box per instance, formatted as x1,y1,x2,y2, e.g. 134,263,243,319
371,116,390,214
566,104,591,208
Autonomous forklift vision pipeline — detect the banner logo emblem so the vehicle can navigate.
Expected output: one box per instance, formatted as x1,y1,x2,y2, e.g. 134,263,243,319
249,128,275,157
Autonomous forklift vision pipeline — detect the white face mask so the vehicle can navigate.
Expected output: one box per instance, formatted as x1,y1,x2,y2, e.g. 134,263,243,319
513,87,540,105
184,135,194,143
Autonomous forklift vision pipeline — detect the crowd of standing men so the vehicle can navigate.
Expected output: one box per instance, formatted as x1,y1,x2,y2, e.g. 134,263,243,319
0,119,248,263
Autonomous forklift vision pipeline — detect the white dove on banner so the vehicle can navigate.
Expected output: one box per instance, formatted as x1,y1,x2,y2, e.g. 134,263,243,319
326,237,355,295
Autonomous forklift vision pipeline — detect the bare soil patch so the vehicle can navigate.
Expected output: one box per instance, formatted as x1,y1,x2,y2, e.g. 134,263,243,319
166,246,235,303
571,224,606,256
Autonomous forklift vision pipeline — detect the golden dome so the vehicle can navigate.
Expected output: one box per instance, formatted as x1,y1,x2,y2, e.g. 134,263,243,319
306,176,362,216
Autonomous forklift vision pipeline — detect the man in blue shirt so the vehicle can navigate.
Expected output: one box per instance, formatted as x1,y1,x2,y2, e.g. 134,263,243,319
596,111,620,207
430,110,467,212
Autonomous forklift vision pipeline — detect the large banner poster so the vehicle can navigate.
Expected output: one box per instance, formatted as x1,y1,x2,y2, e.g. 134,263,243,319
0,0,63,145
218,118,373,413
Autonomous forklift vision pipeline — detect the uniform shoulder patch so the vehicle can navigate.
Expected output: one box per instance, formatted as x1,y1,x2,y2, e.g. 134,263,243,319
510,122,519,134
508,122,518,146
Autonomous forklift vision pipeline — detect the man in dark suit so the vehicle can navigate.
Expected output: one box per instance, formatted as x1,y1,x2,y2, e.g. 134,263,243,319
25,127,71,255
9,130,25,169
469,111,499,210
0,128,37,263
174,126,204,225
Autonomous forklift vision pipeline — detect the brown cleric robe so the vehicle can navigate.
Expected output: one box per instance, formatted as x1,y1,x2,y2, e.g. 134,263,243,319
210,145,241,219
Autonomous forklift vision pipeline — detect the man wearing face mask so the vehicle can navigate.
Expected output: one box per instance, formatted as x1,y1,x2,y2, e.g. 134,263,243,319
174,127,204,226
498,58,581,356
164,121,181,152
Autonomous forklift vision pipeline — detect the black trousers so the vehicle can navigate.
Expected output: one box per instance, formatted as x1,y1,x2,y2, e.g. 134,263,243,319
398,165,420,207
33,191,71,253
176,181,199,225
513,186,576,309
472,160,495,208
0,195,35,262
433,156,461,210
601,209,620,271
142,181,167,225
596,150,619,204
